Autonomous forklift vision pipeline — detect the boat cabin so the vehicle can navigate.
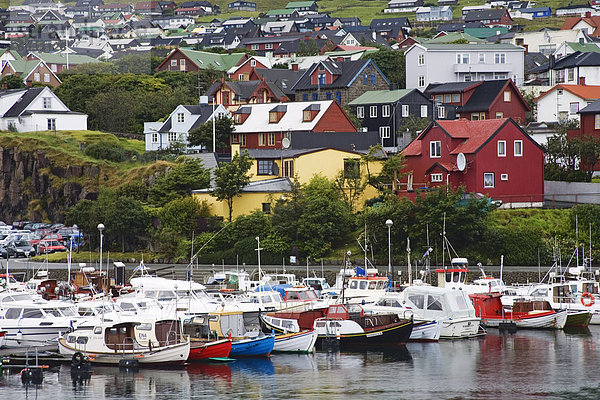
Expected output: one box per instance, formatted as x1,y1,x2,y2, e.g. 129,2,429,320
100,319,184,350
302,277,331,291
284,287,320,302
71,267,110,296
436,258,469,288
347,276,389,291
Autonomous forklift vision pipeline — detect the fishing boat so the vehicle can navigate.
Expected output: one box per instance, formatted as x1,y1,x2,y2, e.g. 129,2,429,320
188,338,232,361
273,330,318,353
230,334,275,357
313,304,413,349
470,293,568,329
58,318,190,366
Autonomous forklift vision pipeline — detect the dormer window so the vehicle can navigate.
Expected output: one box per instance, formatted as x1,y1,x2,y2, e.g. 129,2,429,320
269,105,287,124
234,106,251,124
303,104,320,122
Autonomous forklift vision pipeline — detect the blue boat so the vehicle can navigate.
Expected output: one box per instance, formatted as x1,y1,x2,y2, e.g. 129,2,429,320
230,334,274,357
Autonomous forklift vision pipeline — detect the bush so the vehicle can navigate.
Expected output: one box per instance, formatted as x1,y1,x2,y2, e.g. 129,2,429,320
84,141,128,162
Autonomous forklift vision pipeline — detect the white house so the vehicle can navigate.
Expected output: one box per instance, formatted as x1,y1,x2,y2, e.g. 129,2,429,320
405,43,525,90
416,6,453,22
385,0,424,13
0,87,87,132
144,103,230,152
510,29,586,56
535,84,600,124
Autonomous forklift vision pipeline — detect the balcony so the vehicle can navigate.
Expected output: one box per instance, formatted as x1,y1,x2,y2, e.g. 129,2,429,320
453,63,513,73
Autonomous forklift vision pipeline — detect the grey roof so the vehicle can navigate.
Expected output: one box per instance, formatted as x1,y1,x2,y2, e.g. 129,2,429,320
464,9,508,22
292,59,375,91
253,68,304,97
524,52,547,74
158,116,172,133
418,43,522,51
187,152,219,186
3,88,44,118
437,22,484,32
458,80,511,112
425,81,478,95
369,17,411,29
579,98,600,114
245,148,319,158
554,51,600,69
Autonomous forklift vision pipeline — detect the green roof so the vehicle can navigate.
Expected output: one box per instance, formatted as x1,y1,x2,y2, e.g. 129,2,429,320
0,49,22,60
324,48,380,57
31,52,100,65
349,89,414,105
423,32,484,44
177,48,245,71
266,9,293,15
9,60,41,77
418,43,523,51
566,42,600,53
464,27,509,39
286,1,315,8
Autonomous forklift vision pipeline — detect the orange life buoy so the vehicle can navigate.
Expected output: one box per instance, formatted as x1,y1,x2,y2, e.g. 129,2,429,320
581,292,595,307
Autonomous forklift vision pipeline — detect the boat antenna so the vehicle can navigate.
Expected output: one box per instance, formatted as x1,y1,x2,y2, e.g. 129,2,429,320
442,213,446,269
576,215,579,270
589,223,593,272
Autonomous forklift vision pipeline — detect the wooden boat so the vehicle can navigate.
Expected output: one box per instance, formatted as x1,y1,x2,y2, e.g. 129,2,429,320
188,338,232,361
58,318,190,366
470,293,567,329
273,330,318,353
564,310,593,328
230,334,274,357
313,304,413,349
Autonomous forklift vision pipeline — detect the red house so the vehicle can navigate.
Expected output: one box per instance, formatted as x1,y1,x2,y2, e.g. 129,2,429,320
425,79,529,124
400,118,545,207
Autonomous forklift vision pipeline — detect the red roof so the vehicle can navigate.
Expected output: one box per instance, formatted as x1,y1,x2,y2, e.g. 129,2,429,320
562,16,600,31
535,84,600,102
402,138,421,156
135,1,160,10
437,119,508,154
175,7,203,12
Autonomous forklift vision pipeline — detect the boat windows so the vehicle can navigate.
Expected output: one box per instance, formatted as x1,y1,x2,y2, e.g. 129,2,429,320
315,321,326,328
158,291,176,301
120,302,135,311
138,323,152,331
260,295,271,303
22,309,43,318
272,294,282,302
359,281,368,290
408,294,425,309
349,281,358,289
368,281,377,289
4,308,22,319
76,336,88,344
376,281,387,290
67,335,76,343
427,295,443,311
530,288,547,297
287,291,300,300
78,308,95,316
94,327,101,334
453,294,469,310
45,308,63,317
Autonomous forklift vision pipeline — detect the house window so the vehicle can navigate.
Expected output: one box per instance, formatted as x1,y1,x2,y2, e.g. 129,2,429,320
269,112,277,123
402,105,409,117
171,59,177,67
43,97,51,109
382,105,390,117
379,126,390,138
336,92,342,103
47,118,56,130
303,110,311,121
370,74,376,85
303,94,309,101
435,95,443,103
479,53,485,63
268,132,275,146
43,73,50,83
168,132,177,142
318,73,326,85
251,44,259,50
503,91,511,102
418,76,425,87
418,54,424,65
496,112,504,119
258,133,266,146
258,159,274,175
514,140,523,157
356,106,364,118
231,134,239,143
265,43,273,49
570,102,579,114
238,74,244,81
34,73,40,81
222,91,230,105
431,173,443,182
250,59,256,67
51,64,57,72
421,105,428,118
262,203,271,214
472,112,485,120
444,94,451,103
430,141,441,158
595,114,600,129
177,113,184,123
452,94,460,102
437,106,445,119
568,68,574,81
240,134,246,146
363,74,369,85
283,160,294,177
343,159,360,179
312,93,318,101
497,140,506,157
180,59,185,67
456,53,469,64
151,133,158,143
464,75,472,82
484,172,495,188
326,92,332,100
501,173,508,181
370,106,377,118
494,53,506,64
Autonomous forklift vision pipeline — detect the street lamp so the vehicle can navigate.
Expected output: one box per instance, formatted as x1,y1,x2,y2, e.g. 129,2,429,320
97,223,104,277
386,219,393,277
255,236,262,280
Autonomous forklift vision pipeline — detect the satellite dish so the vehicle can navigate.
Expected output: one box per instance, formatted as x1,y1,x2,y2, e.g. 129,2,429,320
456,153,466,171
281,137,291,149
272,163,280,176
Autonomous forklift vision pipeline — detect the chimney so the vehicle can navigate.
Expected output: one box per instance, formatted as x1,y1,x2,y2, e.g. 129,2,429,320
586,11,592,18
291,63,298,71
523,44,528,55
579,76,586,86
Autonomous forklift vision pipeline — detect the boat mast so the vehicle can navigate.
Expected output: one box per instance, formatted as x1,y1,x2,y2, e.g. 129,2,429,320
442,213,446,269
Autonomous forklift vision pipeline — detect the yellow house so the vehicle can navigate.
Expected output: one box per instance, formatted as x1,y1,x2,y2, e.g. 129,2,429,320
193,146,383,220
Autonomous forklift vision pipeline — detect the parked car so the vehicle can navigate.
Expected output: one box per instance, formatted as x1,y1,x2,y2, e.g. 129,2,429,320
459,192,502,208
37,240,67,254
9,240,36,257
0,244,15,258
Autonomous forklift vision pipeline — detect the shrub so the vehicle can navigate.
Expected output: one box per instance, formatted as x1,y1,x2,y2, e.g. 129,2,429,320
84,141,127,162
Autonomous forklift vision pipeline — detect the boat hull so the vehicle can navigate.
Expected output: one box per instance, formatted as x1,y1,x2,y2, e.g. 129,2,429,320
410,320,441,342
58,338,190,366
482,311,566,329
230,334,274,357
318,320,413,349
1,324,72,348
564,310,593,327
188,339,232,361
273,330,317,353
440,318,481,339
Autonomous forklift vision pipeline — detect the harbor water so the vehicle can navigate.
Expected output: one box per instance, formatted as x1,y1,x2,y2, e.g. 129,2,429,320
2,326,600,399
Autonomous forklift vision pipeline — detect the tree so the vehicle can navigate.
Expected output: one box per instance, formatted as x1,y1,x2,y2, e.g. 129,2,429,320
0,74,25,89
148,158,211,206
572,135,600,181
105,196,149,252
212,151,253,222
361,145,406,196
188,115,235,151
333,158,367,213
361,46,406,88
159,196,211,237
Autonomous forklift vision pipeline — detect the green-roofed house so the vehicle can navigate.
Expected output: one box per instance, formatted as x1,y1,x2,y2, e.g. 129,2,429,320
348,88,433,150
0,59,61,88
285,1,318,15
156,48,248,73
26,52,101,74
464,27,509,40
424,32,484,44
554,41,600,60
265,9,299,19
0,49,22,71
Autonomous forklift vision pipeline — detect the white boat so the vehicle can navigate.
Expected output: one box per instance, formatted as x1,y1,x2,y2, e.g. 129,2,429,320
0,329,6,348
341,275,391,304
0,296,86,348
273,330,318,353
58,318,190,366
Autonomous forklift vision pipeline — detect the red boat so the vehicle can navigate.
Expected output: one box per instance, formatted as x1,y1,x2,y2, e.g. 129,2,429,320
188,338,232,361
